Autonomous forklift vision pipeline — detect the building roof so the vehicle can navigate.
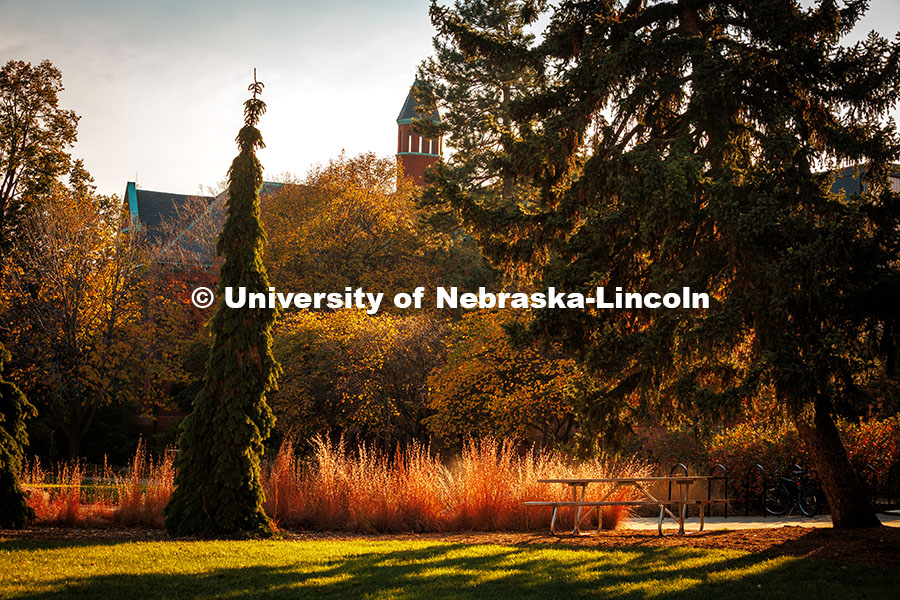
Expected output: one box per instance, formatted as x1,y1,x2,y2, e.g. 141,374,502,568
124,181,296,266
831,164,900,197
397,83,439,124
134,189,216,238
124,182,287,239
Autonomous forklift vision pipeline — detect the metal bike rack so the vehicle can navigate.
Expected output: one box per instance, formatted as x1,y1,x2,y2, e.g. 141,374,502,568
667,463,689,502
707,463,728,518
744,464,767,517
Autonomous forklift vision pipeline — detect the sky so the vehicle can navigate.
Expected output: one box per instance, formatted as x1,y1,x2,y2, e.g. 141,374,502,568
2,0,900,198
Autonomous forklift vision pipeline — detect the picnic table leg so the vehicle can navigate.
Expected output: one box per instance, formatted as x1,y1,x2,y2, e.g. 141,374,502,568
550,506,559,535
657,505,665,536
678,482,688,535
573,484,586,535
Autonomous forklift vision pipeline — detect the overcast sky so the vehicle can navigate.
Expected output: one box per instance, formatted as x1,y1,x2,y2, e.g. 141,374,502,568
2,0,899,197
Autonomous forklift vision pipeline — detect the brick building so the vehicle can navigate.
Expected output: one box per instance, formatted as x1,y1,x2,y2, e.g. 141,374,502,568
396,82,442,186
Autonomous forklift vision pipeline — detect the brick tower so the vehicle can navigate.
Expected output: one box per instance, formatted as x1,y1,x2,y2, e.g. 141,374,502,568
396,82,442,186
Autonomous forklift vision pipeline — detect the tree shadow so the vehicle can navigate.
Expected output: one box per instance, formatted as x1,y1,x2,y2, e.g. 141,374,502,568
6,540,899,599
758,525,900,567
0,538,134,553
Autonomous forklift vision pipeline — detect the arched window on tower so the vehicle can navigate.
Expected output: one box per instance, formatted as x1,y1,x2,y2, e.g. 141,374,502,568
407,133,412,153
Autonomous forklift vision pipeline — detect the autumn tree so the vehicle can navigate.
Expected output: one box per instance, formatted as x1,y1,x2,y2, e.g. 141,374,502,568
118,270,214,421
1,187,145,458
0,58,83,526
260,152,498,297
0,60,80,253
261,153,425,295
165,74,280,536
272,310,445,446
428,0,900,527
426,310,578,448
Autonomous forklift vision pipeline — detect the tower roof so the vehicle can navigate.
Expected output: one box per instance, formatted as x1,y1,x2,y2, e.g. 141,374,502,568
397,83,439,124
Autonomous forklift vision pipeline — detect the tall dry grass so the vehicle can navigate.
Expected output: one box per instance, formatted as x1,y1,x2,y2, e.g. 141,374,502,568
20,437,650,531
263,436,651,532
21,439,174,528
112,441,174,528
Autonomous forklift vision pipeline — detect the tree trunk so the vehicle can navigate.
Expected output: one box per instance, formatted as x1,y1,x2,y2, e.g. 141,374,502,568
793,396,881,528
65,430,80,460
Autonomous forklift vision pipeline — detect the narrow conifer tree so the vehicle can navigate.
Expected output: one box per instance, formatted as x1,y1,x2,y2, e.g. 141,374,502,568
165,72,280,536
0,344,36,529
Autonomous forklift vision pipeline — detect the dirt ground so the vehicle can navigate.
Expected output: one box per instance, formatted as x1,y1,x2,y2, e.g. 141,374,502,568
3,525,899,568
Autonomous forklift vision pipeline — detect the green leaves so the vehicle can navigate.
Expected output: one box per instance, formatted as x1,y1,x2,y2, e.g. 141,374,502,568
0,342,37,528
429,0,900,443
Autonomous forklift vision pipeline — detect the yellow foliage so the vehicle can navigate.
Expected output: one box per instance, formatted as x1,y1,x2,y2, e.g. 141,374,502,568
272,310,444,443
261,153,435,297
426,310,578,446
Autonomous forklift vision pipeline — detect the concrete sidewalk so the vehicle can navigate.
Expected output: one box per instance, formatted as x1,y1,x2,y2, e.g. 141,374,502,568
625,512,900,531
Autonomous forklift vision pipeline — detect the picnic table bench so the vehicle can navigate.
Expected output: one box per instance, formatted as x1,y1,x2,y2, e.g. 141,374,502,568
524,476,729,536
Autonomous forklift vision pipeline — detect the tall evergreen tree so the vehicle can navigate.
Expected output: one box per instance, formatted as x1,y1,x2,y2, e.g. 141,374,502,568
0,345,36,528
165,73,280,536
416,0,546,263
429,0,900,527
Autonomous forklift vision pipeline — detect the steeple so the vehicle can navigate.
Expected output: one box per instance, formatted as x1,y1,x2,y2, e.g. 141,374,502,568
396,82,442,186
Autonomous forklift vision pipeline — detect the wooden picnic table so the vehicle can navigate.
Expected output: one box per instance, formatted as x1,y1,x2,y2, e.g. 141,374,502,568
525,476,727,536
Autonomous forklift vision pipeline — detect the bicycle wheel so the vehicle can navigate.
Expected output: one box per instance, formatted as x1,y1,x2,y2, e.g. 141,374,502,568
798,485,818,517
764,484,791,516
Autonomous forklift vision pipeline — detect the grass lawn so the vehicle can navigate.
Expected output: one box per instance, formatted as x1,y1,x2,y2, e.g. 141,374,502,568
2,537,897,599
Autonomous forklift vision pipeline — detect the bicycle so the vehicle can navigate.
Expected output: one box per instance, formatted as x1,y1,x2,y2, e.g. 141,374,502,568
764,465,819,517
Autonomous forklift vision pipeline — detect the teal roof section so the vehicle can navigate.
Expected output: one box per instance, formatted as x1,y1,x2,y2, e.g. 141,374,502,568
397,82,439,124
126,181,139,219
397,151,441,158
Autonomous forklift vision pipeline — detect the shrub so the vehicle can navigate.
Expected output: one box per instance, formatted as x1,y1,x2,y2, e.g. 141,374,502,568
265,436,650,532
635,426,710,473
840,416,900,483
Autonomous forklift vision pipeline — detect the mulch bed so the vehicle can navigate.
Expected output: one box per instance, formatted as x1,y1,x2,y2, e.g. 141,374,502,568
3,525,899,568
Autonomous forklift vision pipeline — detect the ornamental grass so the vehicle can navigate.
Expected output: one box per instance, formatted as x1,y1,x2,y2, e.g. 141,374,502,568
21,437,649,532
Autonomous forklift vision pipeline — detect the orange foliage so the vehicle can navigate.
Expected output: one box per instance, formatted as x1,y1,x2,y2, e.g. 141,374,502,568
260,153,430,296
111,440,174,528
262,436,649,532
21,438,649,532
600,489,633,530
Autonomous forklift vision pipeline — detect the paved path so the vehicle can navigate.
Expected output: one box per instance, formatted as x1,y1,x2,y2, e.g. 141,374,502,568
626,512,900,531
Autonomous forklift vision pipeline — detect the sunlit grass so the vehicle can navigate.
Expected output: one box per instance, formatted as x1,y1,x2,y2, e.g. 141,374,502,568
1,538,896,599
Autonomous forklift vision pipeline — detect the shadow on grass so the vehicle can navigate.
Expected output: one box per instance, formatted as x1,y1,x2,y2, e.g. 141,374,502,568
5,539,899,600
761,525,900,568
0,538,143,553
